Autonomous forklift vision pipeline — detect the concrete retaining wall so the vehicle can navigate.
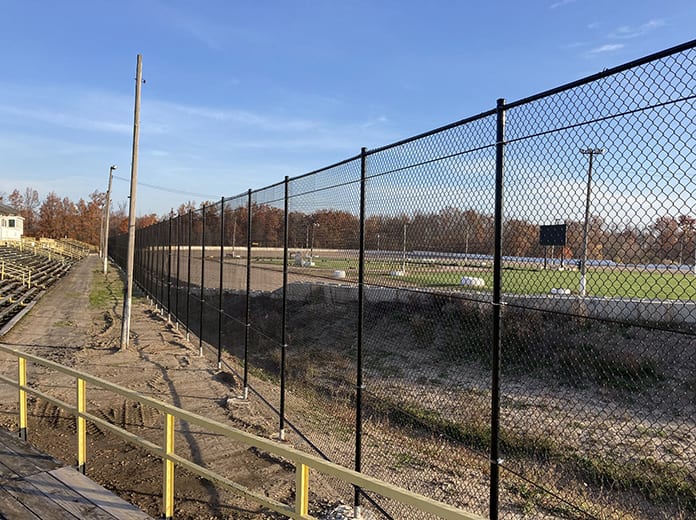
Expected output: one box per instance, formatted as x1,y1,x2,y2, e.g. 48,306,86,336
267,282,696,325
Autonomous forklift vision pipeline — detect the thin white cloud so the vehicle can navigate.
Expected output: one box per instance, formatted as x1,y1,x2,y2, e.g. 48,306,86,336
0,105,131,134
150,0,229,50
550,0,576,9
362,116,389,129
153,100,321,133
589,43,625,54
609,19,666,40
562,41,587,50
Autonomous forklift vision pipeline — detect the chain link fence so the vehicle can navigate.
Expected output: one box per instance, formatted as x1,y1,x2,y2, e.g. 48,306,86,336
110,40,696,519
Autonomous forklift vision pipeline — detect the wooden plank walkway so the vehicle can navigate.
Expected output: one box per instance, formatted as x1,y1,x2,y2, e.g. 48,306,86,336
0,428,152,519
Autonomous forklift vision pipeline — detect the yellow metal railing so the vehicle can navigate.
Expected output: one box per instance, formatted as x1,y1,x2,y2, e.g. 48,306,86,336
0,260,32,288
0,344,484,520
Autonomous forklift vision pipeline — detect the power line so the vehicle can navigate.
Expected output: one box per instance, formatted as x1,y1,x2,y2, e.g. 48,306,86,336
113,175,219,200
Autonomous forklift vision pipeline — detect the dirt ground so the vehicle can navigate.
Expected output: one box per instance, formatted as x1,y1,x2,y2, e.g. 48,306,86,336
0,254,340,519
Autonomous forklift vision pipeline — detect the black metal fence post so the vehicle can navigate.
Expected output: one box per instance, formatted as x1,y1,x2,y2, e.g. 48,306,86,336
143,228,152,302
160,221,166,314
354,147,368,515
243,189,252,399
154,225,161,310
199,204,206,357
489,97,506,520
167,215,173,322
279,177,290,441
147,226,154,302
133,228,139,289
175,215,181,330
186,209,192,340
217,197,225,369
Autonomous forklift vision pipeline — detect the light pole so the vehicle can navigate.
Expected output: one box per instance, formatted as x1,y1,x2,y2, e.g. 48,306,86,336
464,224,470,258
579,148,604,296
231,213,237,258
310,222,319,260
103,164,116,275
401,222,408,273
99,200,105,259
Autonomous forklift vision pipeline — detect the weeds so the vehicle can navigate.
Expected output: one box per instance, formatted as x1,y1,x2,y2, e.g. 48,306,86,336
370,396,696,513
89,268,122,309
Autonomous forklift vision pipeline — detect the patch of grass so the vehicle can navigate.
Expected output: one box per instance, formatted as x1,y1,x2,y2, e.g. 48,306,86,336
90,269,122,309
370,397,696,513
571,455,696,509
393,452,425,470
555,343,664,391
53,320,73,327
424,300,666,393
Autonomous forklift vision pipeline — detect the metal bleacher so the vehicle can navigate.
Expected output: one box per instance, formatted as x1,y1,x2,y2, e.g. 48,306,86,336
0,238,88,332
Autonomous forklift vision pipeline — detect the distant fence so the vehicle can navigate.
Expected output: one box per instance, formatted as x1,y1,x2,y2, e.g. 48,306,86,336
111,40,696,520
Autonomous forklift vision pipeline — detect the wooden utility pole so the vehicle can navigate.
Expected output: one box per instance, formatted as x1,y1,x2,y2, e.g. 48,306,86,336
120,54,143,350
103,165,116,275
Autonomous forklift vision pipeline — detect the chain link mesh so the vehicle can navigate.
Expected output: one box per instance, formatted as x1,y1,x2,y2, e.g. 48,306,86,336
116,42,696,519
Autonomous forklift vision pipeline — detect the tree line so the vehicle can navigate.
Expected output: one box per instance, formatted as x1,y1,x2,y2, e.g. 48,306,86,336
0,188,159,245
173,201,695,266
3,187,694,266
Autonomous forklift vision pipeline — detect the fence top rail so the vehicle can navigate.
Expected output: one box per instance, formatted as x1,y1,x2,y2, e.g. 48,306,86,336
504,37,696,111
0,342,485,520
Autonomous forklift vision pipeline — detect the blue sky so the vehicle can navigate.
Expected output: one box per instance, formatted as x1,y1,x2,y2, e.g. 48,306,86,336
1,0,695,216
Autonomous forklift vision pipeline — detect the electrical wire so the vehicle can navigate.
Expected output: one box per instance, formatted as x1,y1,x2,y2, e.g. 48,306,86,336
113,175,219,200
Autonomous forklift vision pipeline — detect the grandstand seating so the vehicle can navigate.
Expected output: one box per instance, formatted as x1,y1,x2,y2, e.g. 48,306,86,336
0,239,87,330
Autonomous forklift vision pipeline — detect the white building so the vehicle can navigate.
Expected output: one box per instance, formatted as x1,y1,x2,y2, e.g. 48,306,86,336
0,203,24,241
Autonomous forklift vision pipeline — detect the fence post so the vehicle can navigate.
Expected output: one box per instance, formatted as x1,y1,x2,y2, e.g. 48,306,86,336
217,197,225,370
77,377,86,474
279,177,289,441
18,357,27,441
186,209,192,341
199,205,207,356
163,413,175,520
152,225,157,306
138,228,144,291
354,147,368,517
243,189,252,400
295,462,310,516
167,215,173,322
490,97,506,520
145,227,153,302
175,215,181,330
160,221,166,315
154,225,160,310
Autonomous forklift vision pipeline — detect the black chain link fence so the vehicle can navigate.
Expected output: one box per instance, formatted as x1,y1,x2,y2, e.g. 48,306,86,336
110,40,696,519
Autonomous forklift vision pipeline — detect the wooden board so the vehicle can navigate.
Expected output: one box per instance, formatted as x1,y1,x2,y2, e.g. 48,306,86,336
24,470,119,519
50,467,152,520
0,428,152,520
0,430,62,476
0,486,41,519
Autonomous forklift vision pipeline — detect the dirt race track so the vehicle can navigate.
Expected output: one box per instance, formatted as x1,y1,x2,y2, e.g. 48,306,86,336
0,254,340,519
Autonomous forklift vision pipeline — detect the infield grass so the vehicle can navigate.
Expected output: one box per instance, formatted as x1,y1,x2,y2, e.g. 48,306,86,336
256,256,696,300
